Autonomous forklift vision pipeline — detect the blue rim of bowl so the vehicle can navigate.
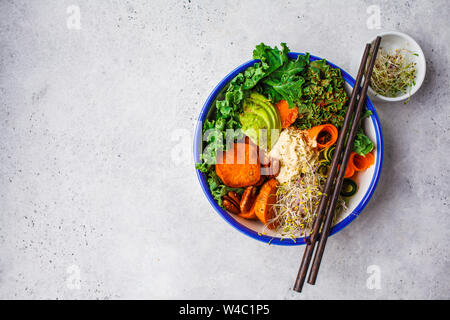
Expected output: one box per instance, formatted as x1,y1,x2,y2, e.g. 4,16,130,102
193,52,383,246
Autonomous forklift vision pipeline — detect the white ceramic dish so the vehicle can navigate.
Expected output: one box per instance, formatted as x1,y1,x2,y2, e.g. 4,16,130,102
368,31,426,102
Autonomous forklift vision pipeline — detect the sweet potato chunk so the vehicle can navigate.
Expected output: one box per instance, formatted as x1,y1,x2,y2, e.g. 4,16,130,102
254,178,279,229
216,143,260,188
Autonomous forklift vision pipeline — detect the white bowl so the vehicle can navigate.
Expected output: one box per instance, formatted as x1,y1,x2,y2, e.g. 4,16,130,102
194,53,383,245
367,31,426,102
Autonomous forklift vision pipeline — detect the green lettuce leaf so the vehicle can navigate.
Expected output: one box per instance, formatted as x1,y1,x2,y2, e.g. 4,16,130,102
353,130,374,155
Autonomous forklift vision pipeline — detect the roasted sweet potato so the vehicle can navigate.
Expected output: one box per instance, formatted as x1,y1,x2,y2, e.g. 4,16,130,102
216,142,261,188
254,178,279,229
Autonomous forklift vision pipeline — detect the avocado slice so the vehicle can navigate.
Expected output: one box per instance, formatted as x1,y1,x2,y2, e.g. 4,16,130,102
247,93,281,149
245,98,275,130
239,93,281,150
239,112,267,149
241,99,272,149
248,93,281,130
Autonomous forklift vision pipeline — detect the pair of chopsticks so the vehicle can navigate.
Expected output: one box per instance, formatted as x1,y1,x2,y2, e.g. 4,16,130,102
293,36,382,292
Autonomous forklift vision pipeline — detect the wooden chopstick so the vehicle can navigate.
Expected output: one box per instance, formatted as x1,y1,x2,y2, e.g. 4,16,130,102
307,36,382,285
293,42,374,293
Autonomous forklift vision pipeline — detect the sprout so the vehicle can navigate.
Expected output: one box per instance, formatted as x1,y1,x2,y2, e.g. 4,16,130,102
267,160,346,239
369,47,417,103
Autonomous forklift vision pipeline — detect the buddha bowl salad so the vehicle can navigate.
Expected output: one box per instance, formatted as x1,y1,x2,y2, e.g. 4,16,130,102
196,43,376,241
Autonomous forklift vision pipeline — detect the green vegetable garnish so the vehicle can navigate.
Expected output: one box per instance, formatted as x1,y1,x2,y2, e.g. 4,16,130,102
353,130,374,156
352,109,374,156
324,145,335,162
341,179,358,197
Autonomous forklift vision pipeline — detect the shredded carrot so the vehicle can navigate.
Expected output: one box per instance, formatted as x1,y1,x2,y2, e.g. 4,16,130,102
307,124,338,149
275,100,298,128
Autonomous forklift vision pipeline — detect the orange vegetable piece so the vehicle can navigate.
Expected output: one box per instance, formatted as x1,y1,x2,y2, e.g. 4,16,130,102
365,152,375,166
238,202,257,219
349,151,375,172
349,152,364,171
344,164,355,178
254,178,279,229
338,151,376,179
307,124,338,149
216,143,261,188
240,186,257,213
338,163,355,178
275,100,298,128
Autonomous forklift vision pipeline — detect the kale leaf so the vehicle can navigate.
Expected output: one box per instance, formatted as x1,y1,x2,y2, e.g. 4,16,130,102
294,59,349,129
257,53,309,107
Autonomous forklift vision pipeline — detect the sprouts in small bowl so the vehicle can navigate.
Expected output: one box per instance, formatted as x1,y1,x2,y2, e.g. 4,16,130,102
370,47,417,102
367,31,426,103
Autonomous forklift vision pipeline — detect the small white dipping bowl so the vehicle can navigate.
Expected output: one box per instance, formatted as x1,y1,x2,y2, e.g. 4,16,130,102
368,31,426,102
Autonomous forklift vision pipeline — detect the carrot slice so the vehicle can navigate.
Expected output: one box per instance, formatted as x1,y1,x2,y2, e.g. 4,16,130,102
349,151,375,172
349,152,365,171
254,178,279,229
338,151,376,178
355,154,368,171
345,164,355,178
216,143,261,188
365,152,375,166
275,100,298,128
307,124,338,149
338,163,355,178
261,157,280,178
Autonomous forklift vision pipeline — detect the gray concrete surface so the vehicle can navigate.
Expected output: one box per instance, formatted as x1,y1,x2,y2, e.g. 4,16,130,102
0,0,449,299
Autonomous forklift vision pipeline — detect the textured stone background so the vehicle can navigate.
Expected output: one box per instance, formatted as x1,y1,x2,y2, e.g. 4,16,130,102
0,0,449,299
